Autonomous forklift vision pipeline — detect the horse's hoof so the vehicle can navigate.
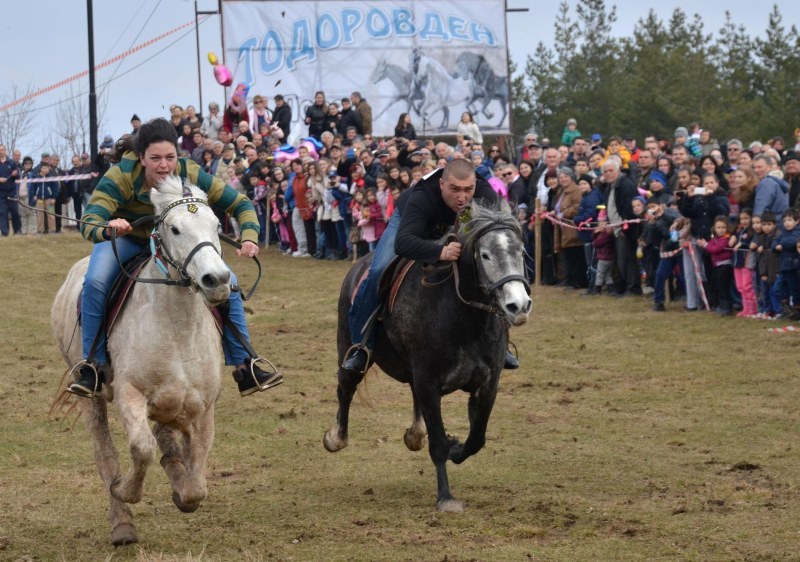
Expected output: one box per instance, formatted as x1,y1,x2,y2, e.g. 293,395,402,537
436,499,464,513
172,491,200,513
111,523,139,546
323,428,347,452
403,428,427,451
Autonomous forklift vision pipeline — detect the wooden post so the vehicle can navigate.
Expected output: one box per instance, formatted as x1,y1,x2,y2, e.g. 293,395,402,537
534,199,542,287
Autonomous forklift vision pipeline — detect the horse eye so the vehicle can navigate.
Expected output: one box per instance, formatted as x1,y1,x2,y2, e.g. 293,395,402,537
170,226,180,235
481,252,491,260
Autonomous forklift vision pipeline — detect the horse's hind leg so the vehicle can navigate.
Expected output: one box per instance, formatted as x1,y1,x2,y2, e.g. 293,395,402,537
110,383,156,505
404,386,427,451
323,367,365,452
448,385,498,465
82,399,138,545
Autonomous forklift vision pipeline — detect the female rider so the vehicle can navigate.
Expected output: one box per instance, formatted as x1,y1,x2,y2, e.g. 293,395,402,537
69,118,282,398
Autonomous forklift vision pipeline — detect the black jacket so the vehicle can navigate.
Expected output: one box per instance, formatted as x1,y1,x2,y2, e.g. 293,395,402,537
339,108,363,136
272,104,291,140
395,169,498,263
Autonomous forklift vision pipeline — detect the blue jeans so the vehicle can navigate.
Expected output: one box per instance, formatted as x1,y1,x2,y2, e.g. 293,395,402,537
774,270,800,306
0,189,21,236
348,212,402,347
81,238,253,366
653,254,682,305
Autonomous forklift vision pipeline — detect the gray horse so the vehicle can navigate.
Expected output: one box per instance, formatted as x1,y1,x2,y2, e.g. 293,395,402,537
324,200,531,512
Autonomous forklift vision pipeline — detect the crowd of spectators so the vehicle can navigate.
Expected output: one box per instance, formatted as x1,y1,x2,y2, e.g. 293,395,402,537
1,98,799,321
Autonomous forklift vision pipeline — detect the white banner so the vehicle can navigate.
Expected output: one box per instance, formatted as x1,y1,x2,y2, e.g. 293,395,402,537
221,0,510,140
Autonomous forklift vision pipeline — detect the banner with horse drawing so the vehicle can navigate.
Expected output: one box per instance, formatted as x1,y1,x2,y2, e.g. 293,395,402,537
221,0,510,140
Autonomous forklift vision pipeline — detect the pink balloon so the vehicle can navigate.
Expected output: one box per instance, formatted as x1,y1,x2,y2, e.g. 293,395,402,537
214,65,233,87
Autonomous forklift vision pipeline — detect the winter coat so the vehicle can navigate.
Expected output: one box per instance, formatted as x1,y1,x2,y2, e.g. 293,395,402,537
771,226,800,272
678,192,730,239
553,182,583,251
591,229,615,261
573,187,604,244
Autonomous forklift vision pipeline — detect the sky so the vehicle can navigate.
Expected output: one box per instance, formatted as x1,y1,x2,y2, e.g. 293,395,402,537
4,0,800,158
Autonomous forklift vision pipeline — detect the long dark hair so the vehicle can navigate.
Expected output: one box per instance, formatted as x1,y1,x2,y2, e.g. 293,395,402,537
116,118,179,160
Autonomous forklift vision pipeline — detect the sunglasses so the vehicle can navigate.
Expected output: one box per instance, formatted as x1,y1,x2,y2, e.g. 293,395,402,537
502,172,514,177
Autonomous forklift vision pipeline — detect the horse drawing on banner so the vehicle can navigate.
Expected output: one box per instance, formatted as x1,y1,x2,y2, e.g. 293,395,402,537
452,52,509,128
371,58,426,121
411,49,471,131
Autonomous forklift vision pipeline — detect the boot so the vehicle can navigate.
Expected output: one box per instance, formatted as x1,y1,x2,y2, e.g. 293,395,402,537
233,362,283,397
67,363,105,398
503,349,519,369
341,346,369,373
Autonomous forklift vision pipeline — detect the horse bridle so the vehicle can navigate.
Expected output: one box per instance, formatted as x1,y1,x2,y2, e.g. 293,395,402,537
435,225,530,316
111,193,262,300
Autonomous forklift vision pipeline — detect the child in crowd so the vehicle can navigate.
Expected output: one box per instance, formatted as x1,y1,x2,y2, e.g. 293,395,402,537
350,188,366,260
758,212,781,317
591,209,615,295
366,188,386,244
771,208,800,318
748,214,765,315
375,174,390,212
729,208,758,317
647,199,682,311
699,216,734,316
269,188,291,253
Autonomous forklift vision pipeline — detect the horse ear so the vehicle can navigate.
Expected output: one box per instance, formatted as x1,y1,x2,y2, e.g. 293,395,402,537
498,197,511,215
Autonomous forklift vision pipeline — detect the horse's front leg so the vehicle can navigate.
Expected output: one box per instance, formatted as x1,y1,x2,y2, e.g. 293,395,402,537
110,382,156,504
175,404,215,512
416,379,463,513
449,380,498,464
481,97,495,121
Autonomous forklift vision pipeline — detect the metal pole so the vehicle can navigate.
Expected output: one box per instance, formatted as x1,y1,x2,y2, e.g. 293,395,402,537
195,0,203,114
87,0,98,164
534,199,542,287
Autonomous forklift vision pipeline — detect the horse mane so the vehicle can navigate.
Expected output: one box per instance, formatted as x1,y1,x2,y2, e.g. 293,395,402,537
150,175,207,215
458,199,522,258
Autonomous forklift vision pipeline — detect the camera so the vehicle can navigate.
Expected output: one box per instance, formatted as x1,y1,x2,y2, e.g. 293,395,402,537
647,209,657,216
694,187,707,195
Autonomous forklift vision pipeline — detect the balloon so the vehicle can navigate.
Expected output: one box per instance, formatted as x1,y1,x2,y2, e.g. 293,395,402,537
207,51,232,87
272,138,324,163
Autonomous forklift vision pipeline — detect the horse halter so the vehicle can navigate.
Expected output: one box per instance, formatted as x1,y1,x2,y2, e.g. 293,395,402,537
148,194,221,287
446,224,530,316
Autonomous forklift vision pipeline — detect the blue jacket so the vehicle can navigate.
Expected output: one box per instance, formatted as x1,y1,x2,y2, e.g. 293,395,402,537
285,172,297,210
573,187,605,244
772,226,800,272
29,172,59,200
753,175,789,218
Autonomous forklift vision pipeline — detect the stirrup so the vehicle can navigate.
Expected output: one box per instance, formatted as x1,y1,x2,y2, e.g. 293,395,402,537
250,356,284,391
66,361,102,398
341,344,371,374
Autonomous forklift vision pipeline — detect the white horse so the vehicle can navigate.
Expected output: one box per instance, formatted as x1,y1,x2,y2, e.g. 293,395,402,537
51,176,232,545
370,57,424,120
414,53,471,130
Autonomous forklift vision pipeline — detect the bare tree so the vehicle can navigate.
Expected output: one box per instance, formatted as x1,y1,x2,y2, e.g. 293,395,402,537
0,83,39,153
48,81,108,159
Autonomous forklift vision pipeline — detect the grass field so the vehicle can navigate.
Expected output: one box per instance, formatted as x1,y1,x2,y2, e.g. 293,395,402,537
0,232,799,561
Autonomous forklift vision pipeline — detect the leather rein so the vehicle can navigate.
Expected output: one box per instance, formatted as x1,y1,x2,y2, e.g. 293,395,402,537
110,195,262,301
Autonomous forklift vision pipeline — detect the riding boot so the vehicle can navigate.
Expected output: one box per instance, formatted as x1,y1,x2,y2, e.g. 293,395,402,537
67,363,106,398
503,350,519,370
342,346,370,374
233,362,283,397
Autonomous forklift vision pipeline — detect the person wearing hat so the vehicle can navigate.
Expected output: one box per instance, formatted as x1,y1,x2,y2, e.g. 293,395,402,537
623,135,640,164
214,143,237,182
561,117,581,148
573,173,604,293
99,134,115,152
674,126,702,158
781,152,800,209
130,114,142,134
590,133,603,151
647,170,672,206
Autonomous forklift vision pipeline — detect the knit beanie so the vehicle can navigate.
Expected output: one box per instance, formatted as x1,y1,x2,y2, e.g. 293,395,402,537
649,170,668,188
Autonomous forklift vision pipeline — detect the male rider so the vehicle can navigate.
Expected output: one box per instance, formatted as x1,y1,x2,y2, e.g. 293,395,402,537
342,159,519,373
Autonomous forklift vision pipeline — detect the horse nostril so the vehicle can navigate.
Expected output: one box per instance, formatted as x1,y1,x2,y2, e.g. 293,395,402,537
506,302,519,315
201,271,229,288
525,300,532,313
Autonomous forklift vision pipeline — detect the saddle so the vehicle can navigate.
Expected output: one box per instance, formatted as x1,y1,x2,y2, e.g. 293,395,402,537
351,256,415,314
77,252,223,338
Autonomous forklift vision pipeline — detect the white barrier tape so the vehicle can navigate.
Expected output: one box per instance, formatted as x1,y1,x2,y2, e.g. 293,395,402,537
17,174,93,183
